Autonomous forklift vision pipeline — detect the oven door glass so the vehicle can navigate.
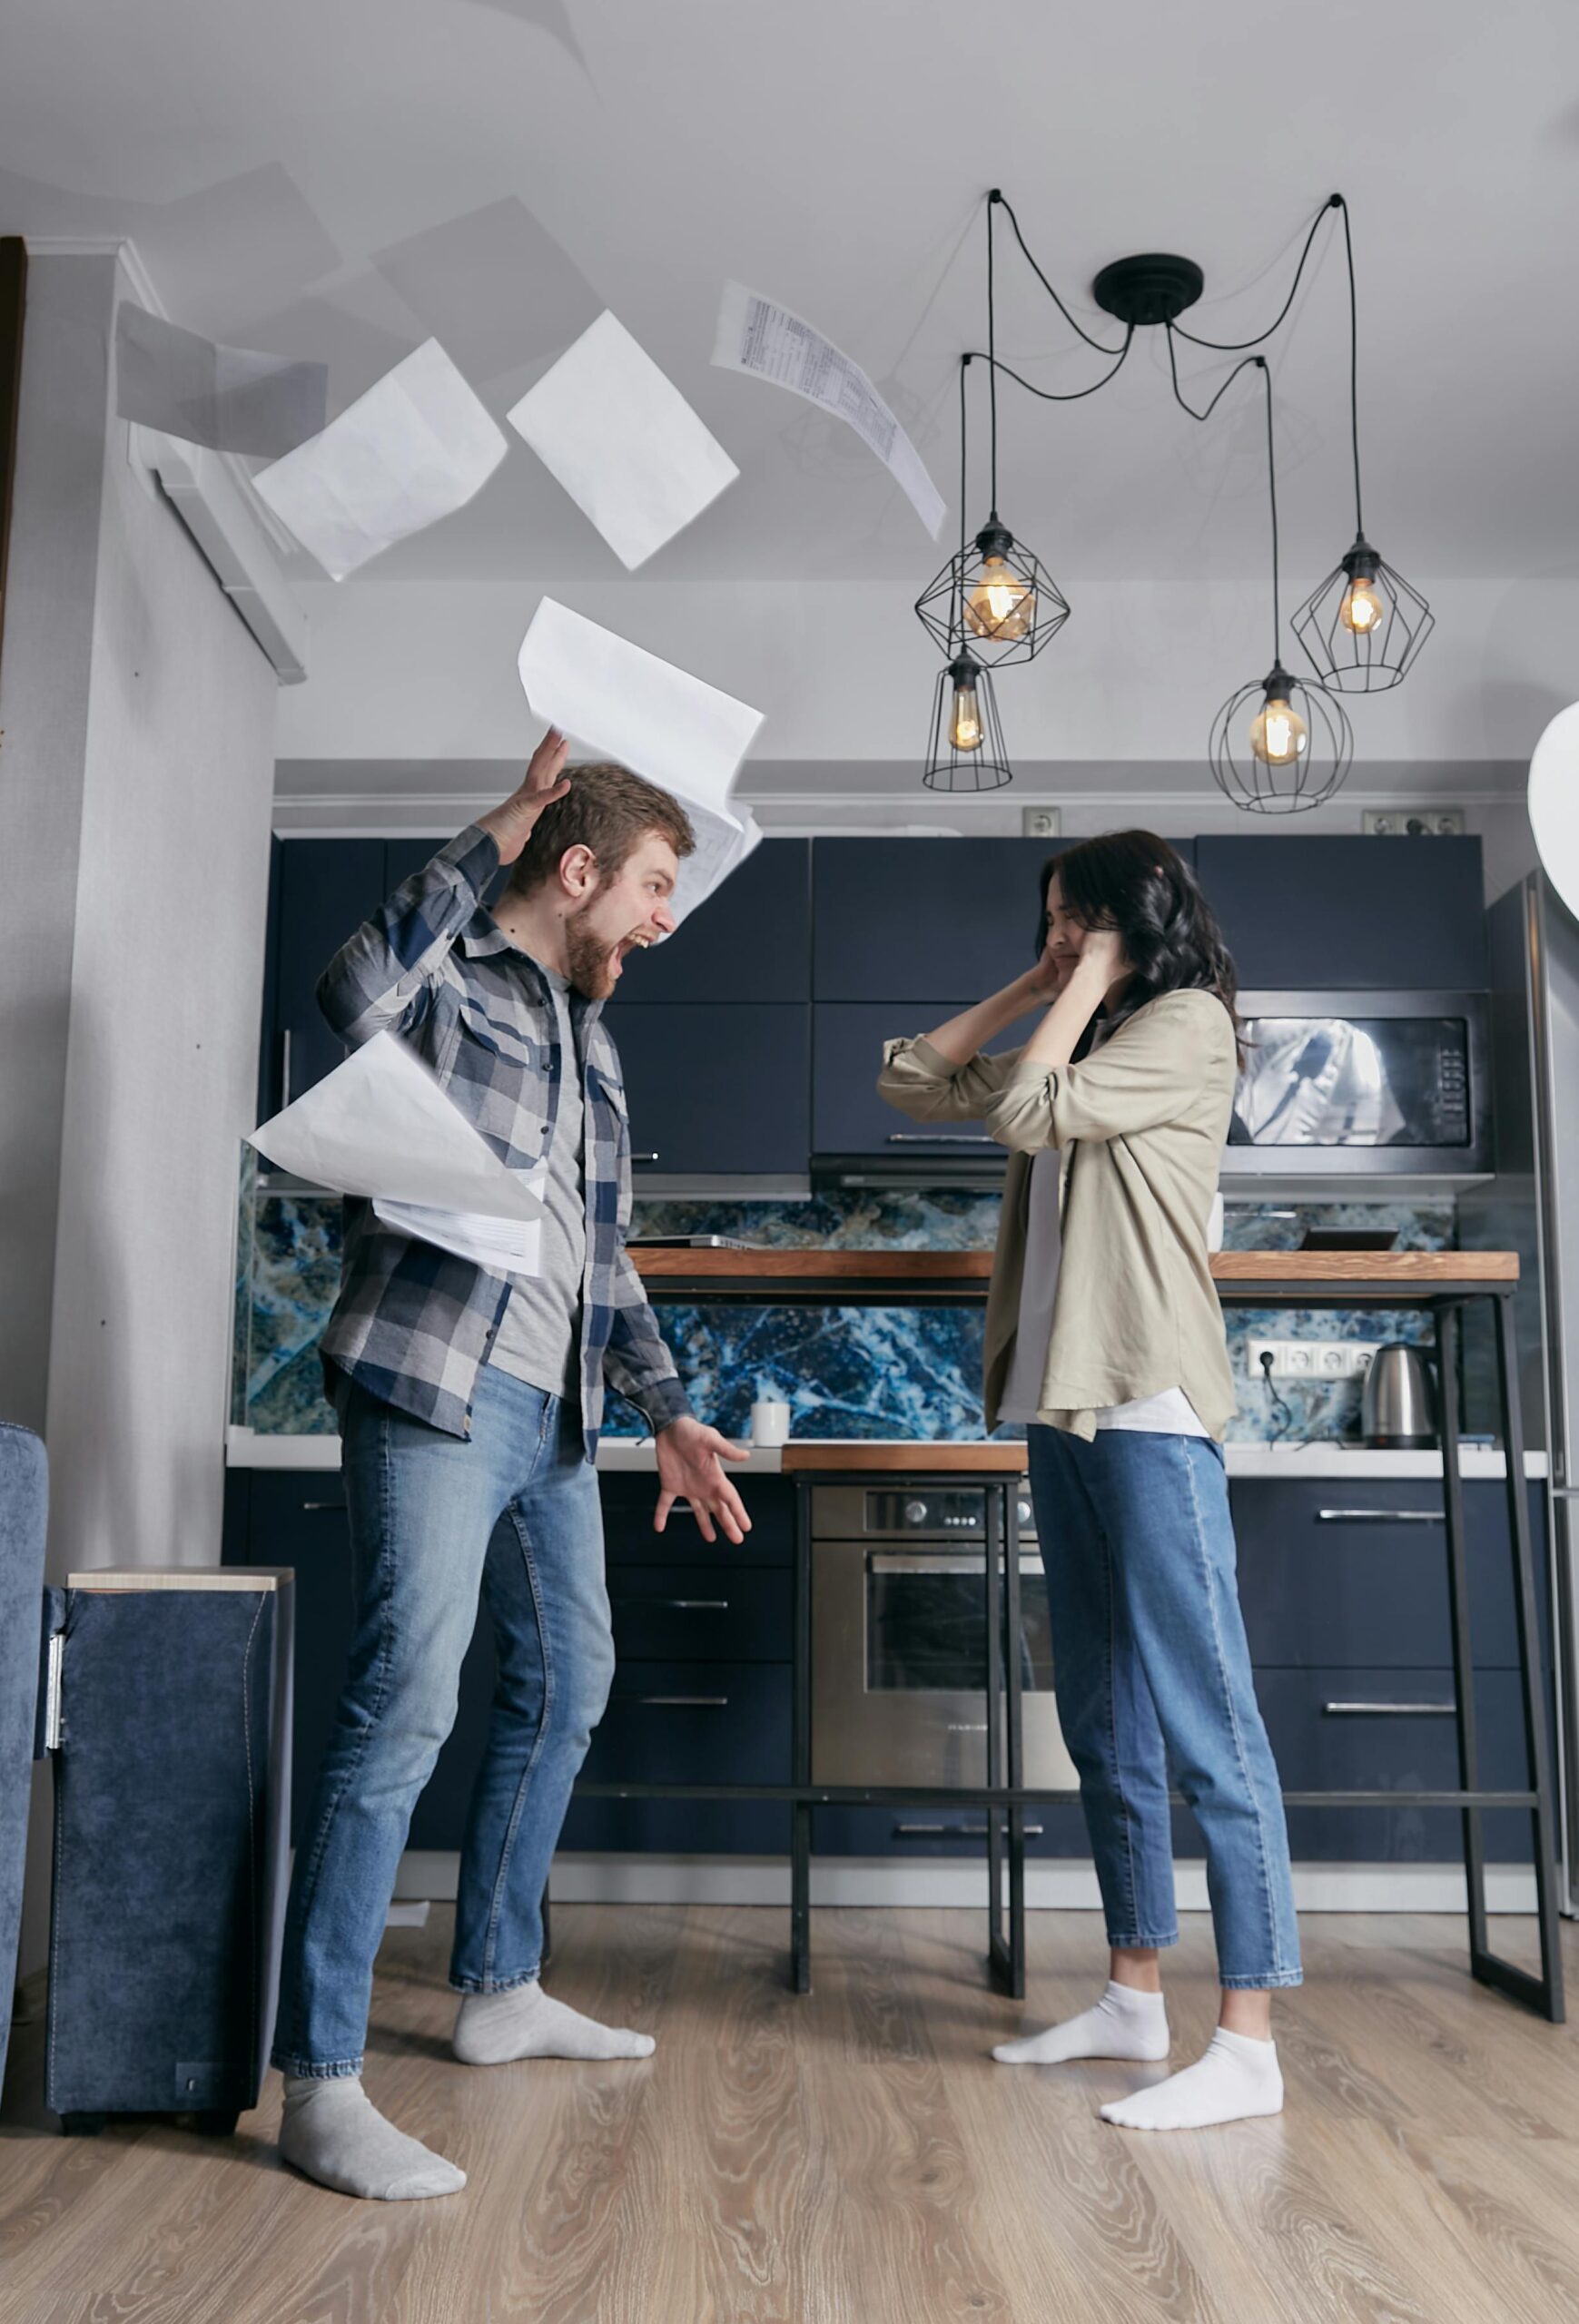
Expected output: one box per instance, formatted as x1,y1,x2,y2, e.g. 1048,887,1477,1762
865,1552,1055,1694
1230,1015,1472,1148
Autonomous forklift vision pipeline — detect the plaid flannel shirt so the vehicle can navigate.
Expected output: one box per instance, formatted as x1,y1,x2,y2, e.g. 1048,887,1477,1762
316,824,693,1458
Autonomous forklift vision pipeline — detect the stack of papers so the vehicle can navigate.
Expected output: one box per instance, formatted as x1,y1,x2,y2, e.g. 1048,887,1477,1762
508,310,738,569
247,1032,546,1275
254,340,508,580
517,596,764,923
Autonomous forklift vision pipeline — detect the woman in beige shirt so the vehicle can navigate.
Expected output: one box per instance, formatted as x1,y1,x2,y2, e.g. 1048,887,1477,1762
879,832,1299,2132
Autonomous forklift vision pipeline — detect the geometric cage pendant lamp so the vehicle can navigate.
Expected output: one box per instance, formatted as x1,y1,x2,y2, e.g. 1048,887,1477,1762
1290,196,1433,694
1209,359,1354,813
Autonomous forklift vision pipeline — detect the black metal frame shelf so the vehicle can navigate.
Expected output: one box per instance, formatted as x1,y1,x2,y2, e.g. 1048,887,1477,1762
593,1266,1564,2024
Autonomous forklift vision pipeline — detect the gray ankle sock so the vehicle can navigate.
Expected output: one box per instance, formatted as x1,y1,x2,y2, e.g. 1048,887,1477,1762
279,2073,466,2201
452,1980,656,2066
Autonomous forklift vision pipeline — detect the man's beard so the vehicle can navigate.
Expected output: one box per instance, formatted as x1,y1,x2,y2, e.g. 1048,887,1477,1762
564,904,618,1000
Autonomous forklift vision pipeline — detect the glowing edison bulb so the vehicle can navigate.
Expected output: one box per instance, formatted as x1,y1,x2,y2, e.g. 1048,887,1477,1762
1340,572,1387,634
965,556,1034,642
1248,691,1308,768
951,675,983,751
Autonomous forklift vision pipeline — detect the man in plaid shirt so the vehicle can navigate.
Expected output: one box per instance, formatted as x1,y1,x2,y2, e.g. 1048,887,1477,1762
273,732,751,2202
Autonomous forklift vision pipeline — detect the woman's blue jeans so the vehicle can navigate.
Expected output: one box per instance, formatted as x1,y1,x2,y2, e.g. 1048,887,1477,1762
1028,1424,1302,1990
271,1366,615,2078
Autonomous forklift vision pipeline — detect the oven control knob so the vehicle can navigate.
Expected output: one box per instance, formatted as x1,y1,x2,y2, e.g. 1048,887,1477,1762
903,1499,928,1526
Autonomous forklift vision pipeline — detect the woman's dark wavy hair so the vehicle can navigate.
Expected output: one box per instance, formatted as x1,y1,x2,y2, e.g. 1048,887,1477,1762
1037,831,1244,1061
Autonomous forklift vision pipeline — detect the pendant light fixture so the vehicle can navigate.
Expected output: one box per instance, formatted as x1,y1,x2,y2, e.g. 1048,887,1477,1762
914,196,1069,667
1290,198,1433,693
923,649,1013,793
1209,359,1352,813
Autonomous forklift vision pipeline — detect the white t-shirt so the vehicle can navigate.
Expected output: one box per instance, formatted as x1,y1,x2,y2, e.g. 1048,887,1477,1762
997,1129,1222,1437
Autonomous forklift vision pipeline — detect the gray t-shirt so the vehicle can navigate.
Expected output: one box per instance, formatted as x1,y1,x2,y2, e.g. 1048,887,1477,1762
489,965,587,1399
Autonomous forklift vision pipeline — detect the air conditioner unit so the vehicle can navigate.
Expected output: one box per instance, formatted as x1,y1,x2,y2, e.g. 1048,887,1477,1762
128,424,309,684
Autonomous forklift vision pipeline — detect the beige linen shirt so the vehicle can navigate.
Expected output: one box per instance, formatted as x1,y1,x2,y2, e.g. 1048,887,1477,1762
877,989,1239,1442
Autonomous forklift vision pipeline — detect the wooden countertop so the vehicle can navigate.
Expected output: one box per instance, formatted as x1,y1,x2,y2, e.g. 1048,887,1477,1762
781,1442,1030,1473
633,1247,1517,1288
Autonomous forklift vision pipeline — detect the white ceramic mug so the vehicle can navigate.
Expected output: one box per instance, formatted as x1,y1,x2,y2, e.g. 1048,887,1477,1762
750,1399,791,1447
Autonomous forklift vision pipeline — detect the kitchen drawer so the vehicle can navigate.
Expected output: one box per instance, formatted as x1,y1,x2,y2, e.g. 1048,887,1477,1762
1257,1663,1541,1863
607,1567,792,1662
811,1803,1090,1858
581,1661,792,1788
599,1473,795,1566
1231,1479,1551,1669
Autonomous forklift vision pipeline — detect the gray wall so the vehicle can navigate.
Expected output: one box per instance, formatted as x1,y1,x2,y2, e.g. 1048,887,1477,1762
0,251,280,1977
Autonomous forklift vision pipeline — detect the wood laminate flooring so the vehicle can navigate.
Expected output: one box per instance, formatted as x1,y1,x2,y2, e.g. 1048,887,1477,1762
3,1906,1577,2323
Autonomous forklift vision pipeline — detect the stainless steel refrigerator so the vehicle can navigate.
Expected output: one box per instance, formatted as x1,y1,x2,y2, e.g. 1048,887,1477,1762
1465,872,1579,1912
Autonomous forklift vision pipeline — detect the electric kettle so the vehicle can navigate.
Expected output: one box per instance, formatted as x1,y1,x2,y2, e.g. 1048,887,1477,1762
1361,1342,1436,1449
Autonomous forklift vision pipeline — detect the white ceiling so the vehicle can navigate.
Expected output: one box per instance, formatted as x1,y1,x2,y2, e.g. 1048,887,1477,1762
5,0,1579,589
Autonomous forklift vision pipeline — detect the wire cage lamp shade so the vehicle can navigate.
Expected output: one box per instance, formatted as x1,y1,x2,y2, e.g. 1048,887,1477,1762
1209,661,1353,814
923,654,1014,793
915,517,1070,668
1290,534,1434,694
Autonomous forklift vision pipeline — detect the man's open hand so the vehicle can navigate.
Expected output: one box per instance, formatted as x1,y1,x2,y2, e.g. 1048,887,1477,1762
653,1416,753,1547
478,728,571,866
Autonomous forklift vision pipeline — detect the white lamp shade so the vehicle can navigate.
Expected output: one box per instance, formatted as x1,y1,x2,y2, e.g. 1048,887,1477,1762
1529,704,1579,921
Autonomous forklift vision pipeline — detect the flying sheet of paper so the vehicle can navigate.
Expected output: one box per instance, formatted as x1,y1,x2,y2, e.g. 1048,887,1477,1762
248,1031,544,1274
711,281,944,537
115,305,329,459
507,310,738,569
517,597,765,922
253,340,508,579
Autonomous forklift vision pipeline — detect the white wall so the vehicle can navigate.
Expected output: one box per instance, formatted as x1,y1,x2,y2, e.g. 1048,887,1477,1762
0,251,280,1978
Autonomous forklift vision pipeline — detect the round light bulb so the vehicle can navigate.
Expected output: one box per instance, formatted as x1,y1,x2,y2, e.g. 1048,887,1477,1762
964,556,1034,642
951,678,983,752
1340,573,1387,634
1248,693,1308,768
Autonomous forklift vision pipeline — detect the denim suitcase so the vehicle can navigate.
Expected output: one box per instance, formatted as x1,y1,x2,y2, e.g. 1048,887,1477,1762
39,1570,292,2135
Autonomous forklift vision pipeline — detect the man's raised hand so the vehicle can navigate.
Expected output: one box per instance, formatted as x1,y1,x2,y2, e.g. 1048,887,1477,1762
478,728,572,865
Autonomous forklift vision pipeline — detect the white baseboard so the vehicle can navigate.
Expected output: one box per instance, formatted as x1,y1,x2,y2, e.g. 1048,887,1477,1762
395,1852,1541,1915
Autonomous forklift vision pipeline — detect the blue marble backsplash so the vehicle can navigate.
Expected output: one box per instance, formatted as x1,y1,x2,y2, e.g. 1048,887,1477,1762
232,1157,1452,1443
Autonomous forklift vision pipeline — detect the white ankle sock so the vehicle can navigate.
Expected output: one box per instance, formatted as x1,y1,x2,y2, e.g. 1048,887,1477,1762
1100,2025,1283,2130
278,2073,466,2200
992,1980,1170,2067
452,1980,656,2066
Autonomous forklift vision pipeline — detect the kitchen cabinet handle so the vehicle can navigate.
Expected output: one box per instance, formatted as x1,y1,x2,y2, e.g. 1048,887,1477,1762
884,1133,996,1146
868,1551,1042,1577
1316,1508,1445,1525
618,1694,729,1708
894,1822,1046,1839
1322,1699,1456,1717
301,1500,346,1513
631,1151,660,1165
280,1029,293,1110
613,1598,729,1610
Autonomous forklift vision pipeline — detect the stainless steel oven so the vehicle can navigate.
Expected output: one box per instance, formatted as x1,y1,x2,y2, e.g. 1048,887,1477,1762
810,1483,1078,1792
1221,989,1492,1178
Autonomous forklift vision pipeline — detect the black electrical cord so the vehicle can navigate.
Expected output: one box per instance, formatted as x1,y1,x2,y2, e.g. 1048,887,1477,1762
959,337,1134,407
991,188,1129,356
1171,192,1345,350
1164,329,1265,425
1339,194,1364,534
1258,1346,1296,1441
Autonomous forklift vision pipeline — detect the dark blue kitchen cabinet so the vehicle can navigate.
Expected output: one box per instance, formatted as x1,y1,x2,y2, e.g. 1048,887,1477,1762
604,1002,810,1177
1230,1478,1552,1671
812,1000,1037,1159
224,1470,799,1856
617,838,810,1004
1195,834,1486,990
813,838,1069,1002
269,840,387,1112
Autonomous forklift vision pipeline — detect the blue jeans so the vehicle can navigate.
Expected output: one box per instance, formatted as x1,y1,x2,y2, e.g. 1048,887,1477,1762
271,1366,615,2077
1028,1424,1302,1990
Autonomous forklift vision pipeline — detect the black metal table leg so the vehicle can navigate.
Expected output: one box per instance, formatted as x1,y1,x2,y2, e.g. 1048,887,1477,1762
791,1483,814,1994
984,1486,1011,1991
1004,1481,1027,2000
1436,1303,1491,1970
1491,1287,1566,2022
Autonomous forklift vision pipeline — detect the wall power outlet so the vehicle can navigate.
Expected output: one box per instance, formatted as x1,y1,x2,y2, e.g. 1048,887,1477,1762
1021,806,1062,838
1248,1338,1382,1382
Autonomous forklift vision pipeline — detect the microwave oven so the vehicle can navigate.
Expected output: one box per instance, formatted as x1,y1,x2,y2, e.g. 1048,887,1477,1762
1220,990,1492,1178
